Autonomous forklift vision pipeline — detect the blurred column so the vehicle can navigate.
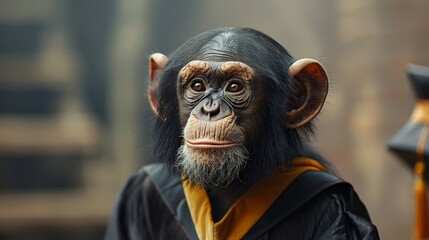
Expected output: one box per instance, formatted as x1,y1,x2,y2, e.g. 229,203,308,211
108,0,149,184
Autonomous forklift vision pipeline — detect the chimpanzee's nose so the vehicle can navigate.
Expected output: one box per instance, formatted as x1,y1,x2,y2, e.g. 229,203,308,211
202,99,220,117
195,98,231,121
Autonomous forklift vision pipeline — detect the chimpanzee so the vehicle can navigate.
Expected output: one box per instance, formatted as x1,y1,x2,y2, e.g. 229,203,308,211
105,27,379,240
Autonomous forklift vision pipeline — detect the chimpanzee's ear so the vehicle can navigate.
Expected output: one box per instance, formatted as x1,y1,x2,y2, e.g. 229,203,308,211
148,53,168,115
286,58,328,128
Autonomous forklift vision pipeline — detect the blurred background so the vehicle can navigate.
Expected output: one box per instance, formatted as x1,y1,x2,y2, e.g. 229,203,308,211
0,0,428,239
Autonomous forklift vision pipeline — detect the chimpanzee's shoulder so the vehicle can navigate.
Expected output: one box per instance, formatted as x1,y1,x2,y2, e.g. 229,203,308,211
301,182,380,239
256,174,379,240
105,163,190,240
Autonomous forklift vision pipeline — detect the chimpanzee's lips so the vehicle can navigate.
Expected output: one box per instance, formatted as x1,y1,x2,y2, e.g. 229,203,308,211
185,140,237,149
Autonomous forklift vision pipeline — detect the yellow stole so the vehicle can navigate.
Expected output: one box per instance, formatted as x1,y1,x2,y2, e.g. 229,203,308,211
182,157,325,240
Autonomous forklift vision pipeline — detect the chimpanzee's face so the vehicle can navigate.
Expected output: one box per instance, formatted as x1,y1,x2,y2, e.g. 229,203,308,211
176,60,259,189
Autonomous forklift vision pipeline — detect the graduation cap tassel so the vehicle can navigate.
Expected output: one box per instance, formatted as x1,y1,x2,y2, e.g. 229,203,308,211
415,125,429,240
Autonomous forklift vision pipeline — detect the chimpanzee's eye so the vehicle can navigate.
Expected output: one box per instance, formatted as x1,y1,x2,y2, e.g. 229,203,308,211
225,80,244,93
190,79,206,92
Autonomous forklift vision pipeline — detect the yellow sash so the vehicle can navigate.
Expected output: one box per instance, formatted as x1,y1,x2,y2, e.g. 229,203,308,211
182,157,325,240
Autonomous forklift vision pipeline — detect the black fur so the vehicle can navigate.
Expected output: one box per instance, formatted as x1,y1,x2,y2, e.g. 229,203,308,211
148,27,318,181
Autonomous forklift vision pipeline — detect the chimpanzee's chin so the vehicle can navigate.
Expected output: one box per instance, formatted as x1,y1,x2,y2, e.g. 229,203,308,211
176,145,248,189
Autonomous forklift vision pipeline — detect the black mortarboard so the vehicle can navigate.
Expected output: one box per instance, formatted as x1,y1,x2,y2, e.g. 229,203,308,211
388,64,429,182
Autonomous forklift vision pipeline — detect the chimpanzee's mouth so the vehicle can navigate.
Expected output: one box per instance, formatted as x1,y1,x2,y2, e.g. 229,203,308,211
185,140,237,150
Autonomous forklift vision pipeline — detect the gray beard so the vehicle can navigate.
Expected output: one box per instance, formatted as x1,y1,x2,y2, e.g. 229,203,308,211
176,145,248,189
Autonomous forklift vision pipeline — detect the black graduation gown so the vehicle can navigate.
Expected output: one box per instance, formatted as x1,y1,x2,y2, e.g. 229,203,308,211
104,163,379,240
